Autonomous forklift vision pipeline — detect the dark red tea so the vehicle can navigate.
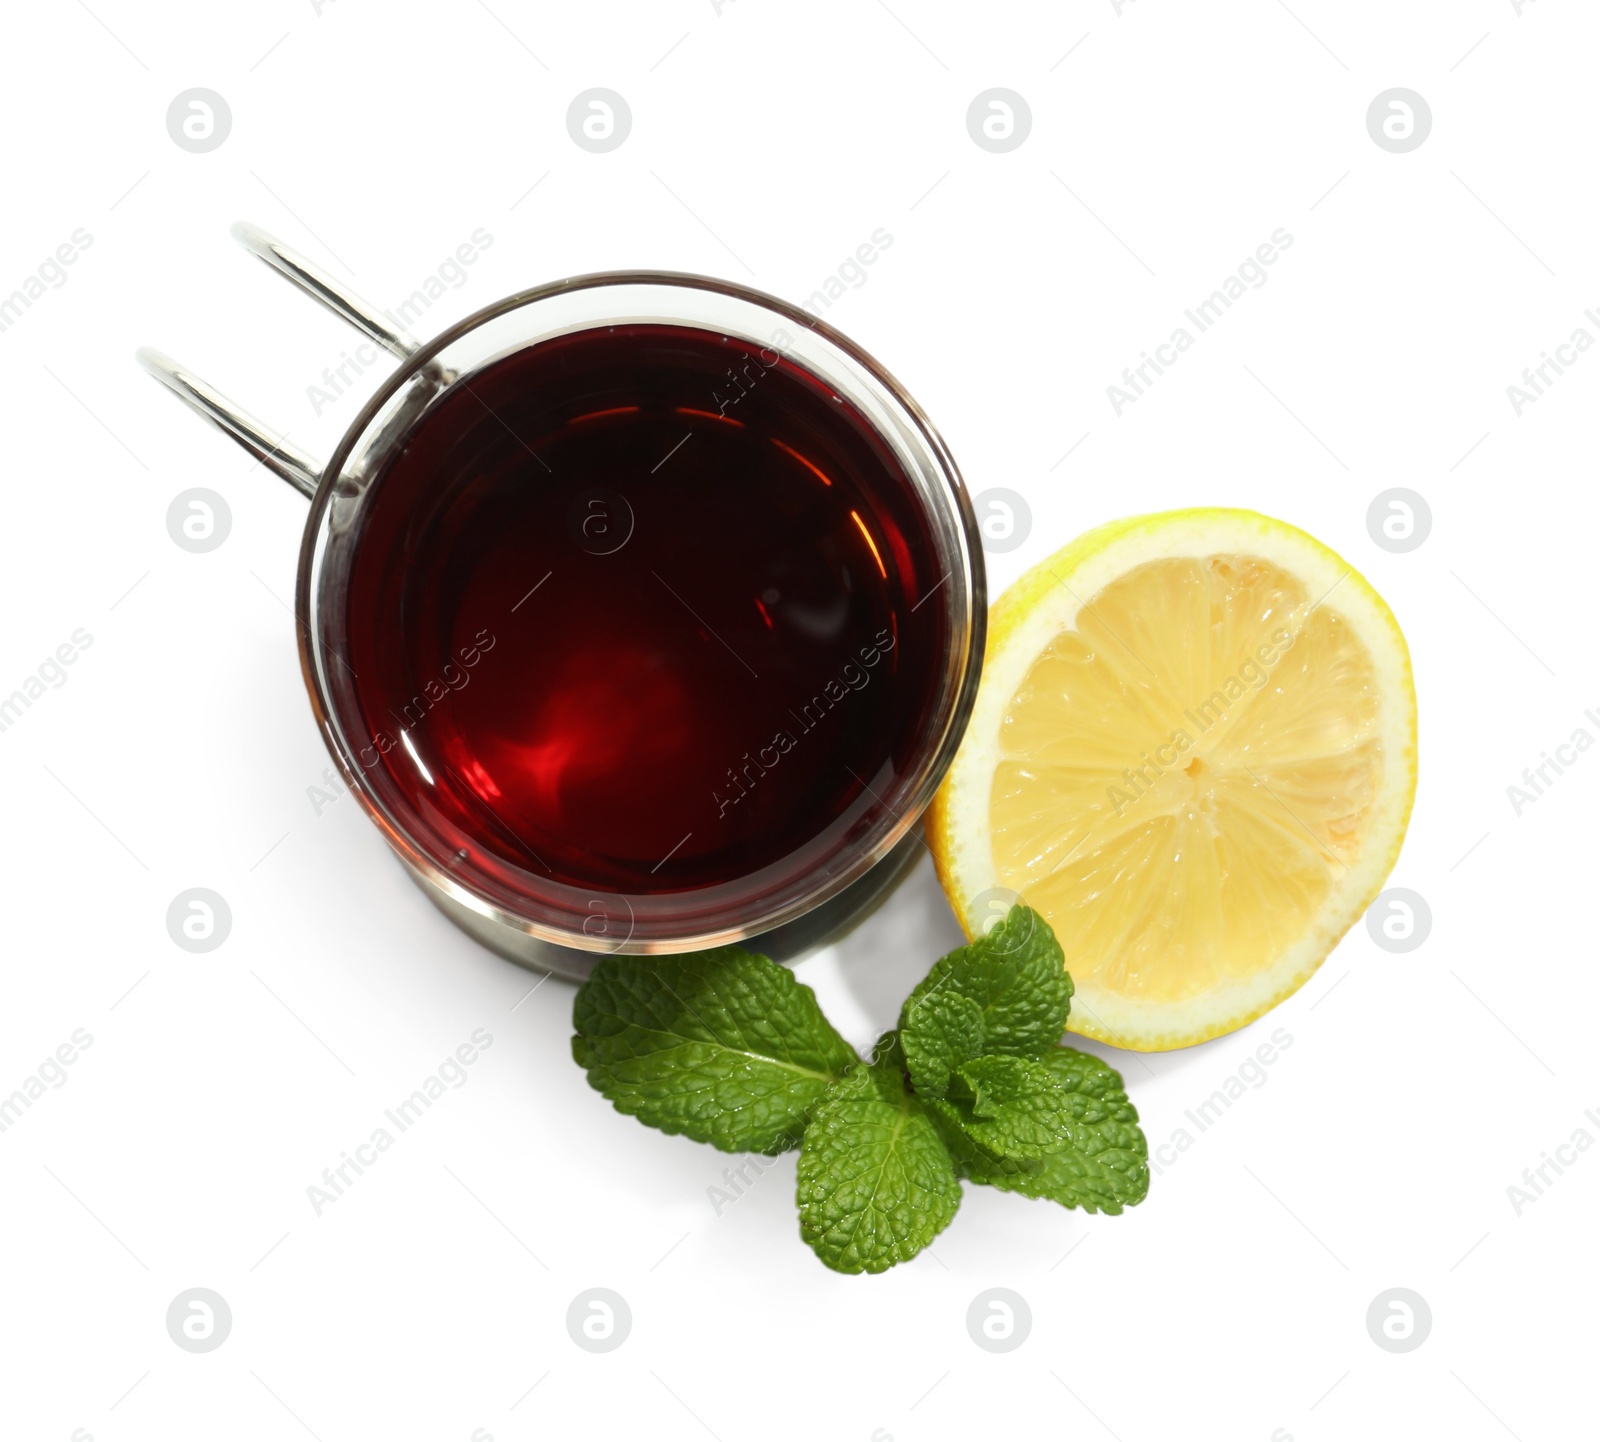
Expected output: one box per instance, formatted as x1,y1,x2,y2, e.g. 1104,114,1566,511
338,324,948,902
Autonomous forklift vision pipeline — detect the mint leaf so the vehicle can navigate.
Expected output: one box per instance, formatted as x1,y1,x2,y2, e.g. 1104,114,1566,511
935,1047,1149,1213
899,906,1072,1061
940,1054,1077,1159
796,1061,961,1274
572,948,857,1155
900,990,984,1099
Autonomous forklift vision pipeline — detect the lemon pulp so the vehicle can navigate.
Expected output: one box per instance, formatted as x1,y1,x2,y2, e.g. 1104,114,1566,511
993,554,1382,1008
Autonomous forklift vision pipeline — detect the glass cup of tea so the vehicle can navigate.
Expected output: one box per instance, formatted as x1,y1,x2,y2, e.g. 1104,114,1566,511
140,225,986,978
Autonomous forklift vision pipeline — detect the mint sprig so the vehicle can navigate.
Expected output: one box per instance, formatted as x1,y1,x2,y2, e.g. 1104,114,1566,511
571,906,1149,1273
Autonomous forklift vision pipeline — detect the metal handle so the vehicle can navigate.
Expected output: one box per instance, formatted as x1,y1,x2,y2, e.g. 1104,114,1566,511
136,223,415,499
135,346,323,497
230,222,419,361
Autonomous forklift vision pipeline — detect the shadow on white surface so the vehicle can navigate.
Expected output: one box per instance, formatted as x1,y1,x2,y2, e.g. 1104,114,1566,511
802,849,965,1047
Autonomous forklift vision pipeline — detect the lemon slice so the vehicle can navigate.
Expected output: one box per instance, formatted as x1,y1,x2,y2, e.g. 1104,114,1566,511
928,509,1416,1051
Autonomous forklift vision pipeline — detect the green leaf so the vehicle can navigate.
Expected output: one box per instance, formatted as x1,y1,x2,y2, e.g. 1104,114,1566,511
898,906,1072,1061
900,990,985,1099
572,948,858,1155
934,1047,1150,1214
940,1054,1077,1159
796,1062,962,1274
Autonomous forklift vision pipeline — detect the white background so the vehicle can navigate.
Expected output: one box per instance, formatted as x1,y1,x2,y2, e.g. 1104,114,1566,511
1,1,1594,1439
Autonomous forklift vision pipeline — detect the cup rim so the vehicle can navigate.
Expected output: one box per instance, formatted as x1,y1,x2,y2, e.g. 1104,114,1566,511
295,269,986,954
